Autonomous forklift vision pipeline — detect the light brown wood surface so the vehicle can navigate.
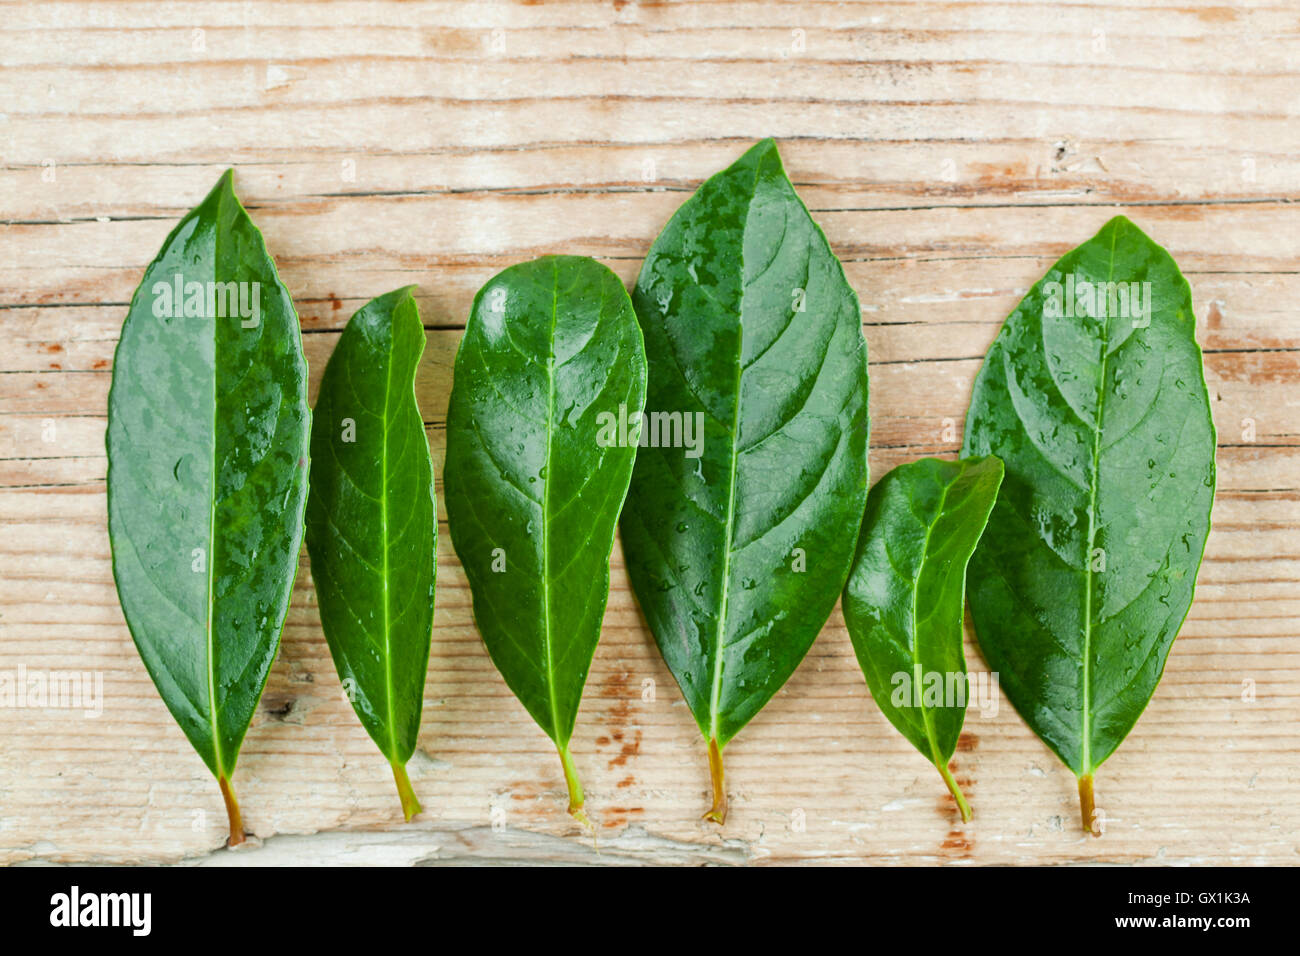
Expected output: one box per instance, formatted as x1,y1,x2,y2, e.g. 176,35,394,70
1,0,1297,865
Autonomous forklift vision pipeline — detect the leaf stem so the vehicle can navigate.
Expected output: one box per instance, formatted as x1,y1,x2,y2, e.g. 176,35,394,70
1079,773,1100,837
218,775,244,847
704,737,728,824
390,760,423,822
937,761,973,823
557,742,591,828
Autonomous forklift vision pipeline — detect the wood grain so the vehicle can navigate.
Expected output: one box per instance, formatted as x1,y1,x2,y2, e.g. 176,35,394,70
1,0,1297,865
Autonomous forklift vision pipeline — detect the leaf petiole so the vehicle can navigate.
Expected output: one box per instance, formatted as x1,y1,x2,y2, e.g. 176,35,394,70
704,737,727,824
1079,773,1100,837
218,775,245,847
937,761,973,823
557,743,591,828
390,760,423,822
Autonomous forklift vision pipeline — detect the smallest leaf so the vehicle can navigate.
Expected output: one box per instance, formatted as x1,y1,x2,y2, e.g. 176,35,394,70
842,456,1003,822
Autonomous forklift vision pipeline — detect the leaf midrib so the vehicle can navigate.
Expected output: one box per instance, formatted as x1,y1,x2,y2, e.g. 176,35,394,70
1080,225,1121,776
204,184,225,780
910,470,956,769
707,160,763,744
380,308,398,761
542,261,562,743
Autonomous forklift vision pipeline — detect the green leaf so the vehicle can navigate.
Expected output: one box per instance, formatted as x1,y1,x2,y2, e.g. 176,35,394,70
961,216,1216,834
106,170,310,845
304,287,435,822
841,456,1003,823
443,255,647,822
620,138,870,822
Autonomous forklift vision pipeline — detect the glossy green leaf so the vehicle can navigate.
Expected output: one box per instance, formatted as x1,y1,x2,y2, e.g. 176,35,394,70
620,138,869,822
961,216,1216,834
106,170,310,844
304,287,435,822
842,456,1003,822
443,255,647,822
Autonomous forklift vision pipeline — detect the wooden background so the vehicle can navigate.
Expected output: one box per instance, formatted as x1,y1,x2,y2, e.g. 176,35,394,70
1,0,1297,866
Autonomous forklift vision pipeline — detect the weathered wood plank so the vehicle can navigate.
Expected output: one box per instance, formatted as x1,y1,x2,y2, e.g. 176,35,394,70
0,0,1297,866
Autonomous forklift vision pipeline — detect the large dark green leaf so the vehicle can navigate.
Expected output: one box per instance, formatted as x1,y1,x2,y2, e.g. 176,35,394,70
842,456,1003,822
443,255,646,822
620,139,869,822
305,287,435,822
106,170,310,845
961,216,1216,834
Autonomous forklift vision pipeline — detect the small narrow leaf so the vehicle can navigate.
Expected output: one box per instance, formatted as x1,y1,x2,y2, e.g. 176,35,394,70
443,256,647,822
961,216,1216,834
620,138,869,822
106,170,310,845
842,456,1004,823
305,287,436,821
